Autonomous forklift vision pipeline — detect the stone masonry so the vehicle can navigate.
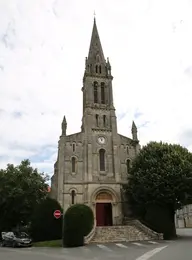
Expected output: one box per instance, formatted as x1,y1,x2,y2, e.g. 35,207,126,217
50,18,140,225
90,223,163,243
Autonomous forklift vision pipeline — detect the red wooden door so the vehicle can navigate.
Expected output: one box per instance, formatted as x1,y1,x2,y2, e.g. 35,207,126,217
104,203,112,226
96,203,105,226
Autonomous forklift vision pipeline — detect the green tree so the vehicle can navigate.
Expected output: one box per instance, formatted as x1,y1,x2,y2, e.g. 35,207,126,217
30,197,62,242
0,159,49,232
124,141,192,239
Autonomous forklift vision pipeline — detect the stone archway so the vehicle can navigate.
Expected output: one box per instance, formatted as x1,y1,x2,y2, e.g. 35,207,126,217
95,191,113,226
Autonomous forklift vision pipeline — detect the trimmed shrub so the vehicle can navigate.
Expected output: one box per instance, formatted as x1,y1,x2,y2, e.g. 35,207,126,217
63,204,94,247
76,204,94,236
30,197,63,242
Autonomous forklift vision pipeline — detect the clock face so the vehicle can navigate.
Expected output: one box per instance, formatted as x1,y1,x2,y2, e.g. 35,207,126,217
98,136,106,144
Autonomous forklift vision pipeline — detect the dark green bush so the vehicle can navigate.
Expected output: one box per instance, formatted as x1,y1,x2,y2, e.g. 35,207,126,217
144,205,176,240
30,197,63,242
63,226,84,248
76,204,94,236
63,204,94,247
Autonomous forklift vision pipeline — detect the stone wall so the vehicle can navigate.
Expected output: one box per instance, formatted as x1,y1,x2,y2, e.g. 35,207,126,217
175,204,192,228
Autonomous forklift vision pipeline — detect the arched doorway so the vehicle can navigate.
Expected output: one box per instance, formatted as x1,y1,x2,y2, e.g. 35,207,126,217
95,191,113,226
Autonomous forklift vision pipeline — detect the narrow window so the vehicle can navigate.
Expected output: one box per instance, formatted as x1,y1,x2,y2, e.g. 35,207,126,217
96,114,99,127
94,82,98,103
103,115,106,127
126,159,131,174
99,65,102,74
99,149,105,171
72,157,76,173
71,190,76,204
72,143,76,152
96,65,98,73
126,146,129,154
101,83,105,104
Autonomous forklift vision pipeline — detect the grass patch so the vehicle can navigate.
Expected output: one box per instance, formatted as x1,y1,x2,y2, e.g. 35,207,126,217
33,240,62,247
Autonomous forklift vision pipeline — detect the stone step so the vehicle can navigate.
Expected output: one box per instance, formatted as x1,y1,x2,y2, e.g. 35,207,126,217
90,225,151,243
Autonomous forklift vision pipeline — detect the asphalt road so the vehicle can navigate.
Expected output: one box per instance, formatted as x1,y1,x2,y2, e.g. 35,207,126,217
0,229,192,260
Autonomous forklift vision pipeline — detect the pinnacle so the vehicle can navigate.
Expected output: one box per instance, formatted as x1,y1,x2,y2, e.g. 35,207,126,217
63,116,67,124
132,121,137,130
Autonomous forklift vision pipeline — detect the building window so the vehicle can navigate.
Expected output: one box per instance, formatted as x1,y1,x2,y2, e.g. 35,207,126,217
96,65,98,73
99,65,102,74
71,190,76,204
126,159,131,174
99,149,105,171
96,114,99,127
94,82,98,103
72,157,76,173
126,146,129,154
101,83,105,104
103,115,106,127
72,143,76,152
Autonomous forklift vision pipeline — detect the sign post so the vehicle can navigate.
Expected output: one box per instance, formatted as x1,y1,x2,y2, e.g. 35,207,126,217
53,210,62,219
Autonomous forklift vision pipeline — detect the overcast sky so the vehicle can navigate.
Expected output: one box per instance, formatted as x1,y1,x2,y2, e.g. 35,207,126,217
0,0,192,177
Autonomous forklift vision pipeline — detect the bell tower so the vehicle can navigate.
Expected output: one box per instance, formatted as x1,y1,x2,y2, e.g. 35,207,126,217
81,18,117,134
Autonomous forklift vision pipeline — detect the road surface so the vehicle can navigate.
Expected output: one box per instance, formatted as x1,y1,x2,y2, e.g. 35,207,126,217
0,229,191,260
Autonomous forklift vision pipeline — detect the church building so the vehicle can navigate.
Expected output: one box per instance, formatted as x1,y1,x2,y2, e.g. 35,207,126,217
51,18,140,226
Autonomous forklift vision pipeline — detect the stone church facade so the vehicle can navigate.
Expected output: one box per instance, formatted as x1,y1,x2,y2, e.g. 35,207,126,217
51,18,140,226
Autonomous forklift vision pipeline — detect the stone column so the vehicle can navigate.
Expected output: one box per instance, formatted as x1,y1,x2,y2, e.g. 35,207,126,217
88,143,93,182
109,82,114,107
98,84,101,104
113,145,120,182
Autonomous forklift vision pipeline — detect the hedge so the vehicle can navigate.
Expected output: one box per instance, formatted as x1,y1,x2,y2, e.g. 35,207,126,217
63,204,94,247
30,197,63,242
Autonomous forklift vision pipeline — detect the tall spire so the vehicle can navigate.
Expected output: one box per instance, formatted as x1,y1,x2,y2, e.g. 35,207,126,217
87,18,105,65
84,18,112,78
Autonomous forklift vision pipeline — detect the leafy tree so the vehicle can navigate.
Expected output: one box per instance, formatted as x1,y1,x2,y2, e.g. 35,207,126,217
124,141,192,239
30,197,62,242
0,159,49,232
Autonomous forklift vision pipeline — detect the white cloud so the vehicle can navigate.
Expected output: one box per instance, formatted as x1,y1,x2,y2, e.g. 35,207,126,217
0,0,192,175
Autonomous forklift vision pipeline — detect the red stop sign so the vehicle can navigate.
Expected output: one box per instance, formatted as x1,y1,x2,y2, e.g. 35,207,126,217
53,210,62,219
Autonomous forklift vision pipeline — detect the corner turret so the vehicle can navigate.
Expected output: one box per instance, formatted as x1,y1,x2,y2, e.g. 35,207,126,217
131,121,138,141
62,116,67,136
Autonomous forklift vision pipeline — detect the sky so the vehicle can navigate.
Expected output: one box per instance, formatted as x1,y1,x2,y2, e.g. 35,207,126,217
0,0,192,178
